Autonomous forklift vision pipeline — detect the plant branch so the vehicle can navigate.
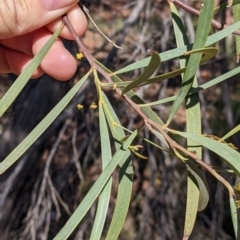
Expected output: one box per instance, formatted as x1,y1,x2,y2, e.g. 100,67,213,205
81,5,123,49
62,14,235,199
172,0,240,36
62,15,95,67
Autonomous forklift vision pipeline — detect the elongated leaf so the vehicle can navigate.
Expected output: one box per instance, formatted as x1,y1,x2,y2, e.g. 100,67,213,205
114,20,240,75
186,48,218,64
186,162,209,212
171,131,240,175
230,197,240,240
139,65,240,107
147,47,217,82
151,128,169,149
90,102,112,240
122,51,161,95
233,4,240,61
183,162,209,239
185,90,203,236
102,93,133,240
221,124,240,141
170,3,204,239
0,72,90,173
0,26,63,117
102,94,126,147
113,47,217,89
105,155,132,240
53,130,137,240
95,60,165,126
167,0,214,124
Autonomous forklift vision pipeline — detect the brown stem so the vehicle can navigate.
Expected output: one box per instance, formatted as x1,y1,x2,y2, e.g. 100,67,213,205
62,15,95,67
62,15,234,198
172,0,240,36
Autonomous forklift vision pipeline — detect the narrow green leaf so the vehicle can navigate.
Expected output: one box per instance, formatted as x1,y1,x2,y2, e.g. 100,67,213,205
90,102,112,240
171,131,240,175
183,163,209,238
230,197,240,240
0,72,90,173
221,124,240,141
170,3,203,239
102,93,126,145
95,60,165,126
134,67,185,86
186,162,209,212
113,47,217,89
151,128,169,149
183,172,199,240
99,102,112,168
191,65,240,94
191,47,218,64
105,155,132,240
53,130,137,240
102,93,133,240
122,51,161,95
139,65,240,107
113,19,240,75
185,89,203,235
184,93,204,238
167,0,214,124
0,26,63,117
233,4,240,61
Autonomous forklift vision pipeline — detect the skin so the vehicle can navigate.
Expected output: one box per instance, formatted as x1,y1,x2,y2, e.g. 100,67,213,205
0,1,88,80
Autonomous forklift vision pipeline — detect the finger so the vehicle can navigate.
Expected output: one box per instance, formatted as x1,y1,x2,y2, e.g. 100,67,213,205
0,0,79,39
46,5,88,40
0,28,78,80
32,28,77,80
0,5,87,60
0,32,35,57
0,45,44,78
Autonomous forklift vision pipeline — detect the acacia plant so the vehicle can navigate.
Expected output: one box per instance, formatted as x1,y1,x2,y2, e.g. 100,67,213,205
1,0,240,239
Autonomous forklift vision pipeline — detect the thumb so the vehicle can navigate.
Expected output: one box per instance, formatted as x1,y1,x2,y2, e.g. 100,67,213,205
0,0,79,39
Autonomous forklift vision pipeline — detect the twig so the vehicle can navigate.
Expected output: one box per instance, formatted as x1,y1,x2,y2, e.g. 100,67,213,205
172,0,240,36
21,119,71,239
82,4,123,49
71,126,85,182
62,15,95,67
62,15,235,198
41,195,52,240
47,176,71,216
228,0,233,7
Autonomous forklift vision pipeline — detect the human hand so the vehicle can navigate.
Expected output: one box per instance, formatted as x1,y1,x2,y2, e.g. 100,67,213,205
0,0,88,80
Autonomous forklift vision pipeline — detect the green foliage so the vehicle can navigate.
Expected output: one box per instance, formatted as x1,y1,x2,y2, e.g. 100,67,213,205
89,98,112,240
167,0,214,125
1,2,240,239
122,51,161,95
0,26,63,117
233,3,240,62
170,2,203,237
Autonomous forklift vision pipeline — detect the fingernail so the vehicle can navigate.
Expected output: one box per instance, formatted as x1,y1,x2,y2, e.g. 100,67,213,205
44,0,76,11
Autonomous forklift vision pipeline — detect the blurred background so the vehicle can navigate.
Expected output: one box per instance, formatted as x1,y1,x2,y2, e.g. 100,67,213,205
0,0,240,239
